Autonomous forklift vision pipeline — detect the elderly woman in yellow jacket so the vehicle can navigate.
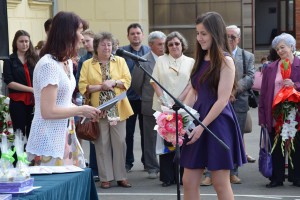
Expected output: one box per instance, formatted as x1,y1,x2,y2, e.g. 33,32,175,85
79,32,133,189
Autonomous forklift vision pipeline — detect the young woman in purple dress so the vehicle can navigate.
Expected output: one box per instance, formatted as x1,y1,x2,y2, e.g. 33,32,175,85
180,12,247,200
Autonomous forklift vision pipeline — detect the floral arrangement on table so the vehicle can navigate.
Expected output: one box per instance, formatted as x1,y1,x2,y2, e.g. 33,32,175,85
272,59,300,167
0,95,14,143
154,105,199,154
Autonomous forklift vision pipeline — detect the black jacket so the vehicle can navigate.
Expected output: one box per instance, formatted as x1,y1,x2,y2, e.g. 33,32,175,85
3,52,34,94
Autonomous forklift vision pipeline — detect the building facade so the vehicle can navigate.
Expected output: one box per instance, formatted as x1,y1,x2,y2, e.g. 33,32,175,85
3,0,300,62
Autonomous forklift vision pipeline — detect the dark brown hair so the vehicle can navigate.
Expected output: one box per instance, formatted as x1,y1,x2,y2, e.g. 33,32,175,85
192,12,237,94
35,40,46,50
44,18,52,33
40,11,83,61
82,19,89,31
127,23,143,35
93,32,114,56
12,30,39,67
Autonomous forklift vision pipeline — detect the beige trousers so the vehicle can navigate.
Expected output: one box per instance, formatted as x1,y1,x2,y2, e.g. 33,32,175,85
94,118,127,182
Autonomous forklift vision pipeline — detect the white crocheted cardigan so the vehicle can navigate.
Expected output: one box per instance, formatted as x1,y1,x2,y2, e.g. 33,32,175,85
26,54,75,159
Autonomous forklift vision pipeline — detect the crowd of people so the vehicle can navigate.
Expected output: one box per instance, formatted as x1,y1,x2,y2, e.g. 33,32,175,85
1,10,300,200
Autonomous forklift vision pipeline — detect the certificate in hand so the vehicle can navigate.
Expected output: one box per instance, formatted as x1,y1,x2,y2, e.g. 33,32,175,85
81,91,127,124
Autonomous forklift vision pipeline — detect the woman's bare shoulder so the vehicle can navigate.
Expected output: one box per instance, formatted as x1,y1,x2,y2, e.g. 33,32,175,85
222,56,235,70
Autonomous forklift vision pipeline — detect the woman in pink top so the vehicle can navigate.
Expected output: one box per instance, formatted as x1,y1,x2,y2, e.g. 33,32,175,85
259,33,300,188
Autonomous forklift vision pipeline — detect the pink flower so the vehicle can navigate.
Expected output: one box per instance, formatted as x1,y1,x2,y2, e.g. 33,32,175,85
157,113,167,127
165,114,173,121
179,129,186,136
165,120,176,133
155,111,188,147
158,127,167,136
164,133,175,143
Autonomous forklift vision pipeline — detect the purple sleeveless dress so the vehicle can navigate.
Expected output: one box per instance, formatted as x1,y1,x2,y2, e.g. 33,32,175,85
180,60,247,170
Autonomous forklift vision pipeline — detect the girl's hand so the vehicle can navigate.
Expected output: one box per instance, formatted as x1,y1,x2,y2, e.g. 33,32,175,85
186,125,204,145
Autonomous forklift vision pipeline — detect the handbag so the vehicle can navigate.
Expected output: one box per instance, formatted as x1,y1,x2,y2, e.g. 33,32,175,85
75,92,100,141
76,119,100,141
252,71,263,91
248,89,258,108
258,127,272,178
243,111,252,133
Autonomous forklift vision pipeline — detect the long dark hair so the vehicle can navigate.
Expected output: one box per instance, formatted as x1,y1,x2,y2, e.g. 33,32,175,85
40,11,83,61
12,30,39,67
191,12,237,94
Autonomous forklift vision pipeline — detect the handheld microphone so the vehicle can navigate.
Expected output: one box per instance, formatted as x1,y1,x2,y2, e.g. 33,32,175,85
116,49,148,62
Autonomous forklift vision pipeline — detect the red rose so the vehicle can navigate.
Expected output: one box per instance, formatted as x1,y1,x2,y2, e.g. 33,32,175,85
7,121,12,127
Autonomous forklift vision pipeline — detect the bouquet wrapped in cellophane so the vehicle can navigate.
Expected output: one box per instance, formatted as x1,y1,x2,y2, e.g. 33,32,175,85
272,59,300,168
154,105,199,152
0,133,15,182
14,129,30,181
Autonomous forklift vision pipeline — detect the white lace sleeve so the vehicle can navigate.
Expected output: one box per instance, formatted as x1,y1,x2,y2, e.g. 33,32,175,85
38,62,60,90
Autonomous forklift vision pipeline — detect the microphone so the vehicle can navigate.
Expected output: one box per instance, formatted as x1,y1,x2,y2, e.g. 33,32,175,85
116,49,148,62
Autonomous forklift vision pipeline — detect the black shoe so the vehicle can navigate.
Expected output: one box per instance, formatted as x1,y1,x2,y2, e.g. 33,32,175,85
266,181,283,188
162,181,173,187
293,181,300,187
93,176,100,182
125,165,132,173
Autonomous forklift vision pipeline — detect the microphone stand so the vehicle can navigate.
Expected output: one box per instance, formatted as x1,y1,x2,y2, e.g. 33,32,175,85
134,60,230,200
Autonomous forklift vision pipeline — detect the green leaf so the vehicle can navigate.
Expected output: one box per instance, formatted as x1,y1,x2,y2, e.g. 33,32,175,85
282,59,289,70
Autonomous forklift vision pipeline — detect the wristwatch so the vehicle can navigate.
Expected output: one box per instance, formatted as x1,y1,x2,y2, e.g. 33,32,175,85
113,80,117,87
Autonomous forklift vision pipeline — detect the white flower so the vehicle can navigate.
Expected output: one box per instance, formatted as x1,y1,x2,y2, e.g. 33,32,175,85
280,106,298,141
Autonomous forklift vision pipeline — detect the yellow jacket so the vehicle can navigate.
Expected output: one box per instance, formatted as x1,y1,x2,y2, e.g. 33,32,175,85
78,56,133,121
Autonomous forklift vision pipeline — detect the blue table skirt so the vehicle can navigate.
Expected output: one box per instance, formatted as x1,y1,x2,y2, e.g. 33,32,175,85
15,168,98,200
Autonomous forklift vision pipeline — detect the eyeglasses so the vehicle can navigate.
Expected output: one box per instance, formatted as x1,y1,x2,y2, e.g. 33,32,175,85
227,35,237,41
168,42,181,47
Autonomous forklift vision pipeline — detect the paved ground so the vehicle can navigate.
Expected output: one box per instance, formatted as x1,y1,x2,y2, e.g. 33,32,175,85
82,108,300,200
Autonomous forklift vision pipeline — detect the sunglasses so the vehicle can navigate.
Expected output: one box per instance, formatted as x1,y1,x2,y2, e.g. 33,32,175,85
228,35,237,40
168,42,181,47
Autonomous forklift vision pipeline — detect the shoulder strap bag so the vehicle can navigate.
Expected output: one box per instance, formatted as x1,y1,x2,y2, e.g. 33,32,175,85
258,127,272,178
75,88,100,141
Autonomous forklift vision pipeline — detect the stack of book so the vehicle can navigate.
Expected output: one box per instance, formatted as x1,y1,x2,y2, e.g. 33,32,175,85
0,178,34,193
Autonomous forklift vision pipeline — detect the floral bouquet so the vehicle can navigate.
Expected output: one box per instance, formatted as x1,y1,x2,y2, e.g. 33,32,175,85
0,95,14,143
272,59,300,167
154,105,199,153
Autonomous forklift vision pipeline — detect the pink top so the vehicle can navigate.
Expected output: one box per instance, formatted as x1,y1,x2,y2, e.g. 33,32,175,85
273,64,283,100
273,64,283,126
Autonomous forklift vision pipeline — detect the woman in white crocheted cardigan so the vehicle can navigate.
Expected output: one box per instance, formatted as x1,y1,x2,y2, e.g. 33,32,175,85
26,11,101,167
